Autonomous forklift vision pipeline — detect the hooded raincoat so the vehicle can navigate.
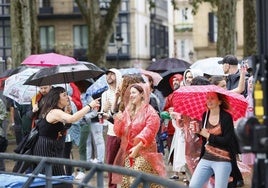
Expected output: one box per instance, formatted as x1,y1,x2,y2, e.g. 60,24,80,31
113,83,166,184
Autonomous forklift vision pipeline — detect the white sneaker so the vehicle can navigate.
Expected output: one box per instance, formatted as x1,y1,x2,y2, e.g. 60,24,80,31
75,171,85,180
90,158,99,163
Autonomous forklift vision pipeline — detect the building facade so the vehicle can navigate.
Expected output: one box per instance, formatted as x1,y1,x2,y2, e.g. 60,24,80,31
0,0,171,70
0,0,245,72
173,0,245,63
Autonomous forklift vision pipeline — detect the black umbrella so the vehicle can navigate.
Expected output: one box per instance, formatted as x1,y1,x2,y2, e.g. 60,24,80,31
0,66,28,78
147,58,191,73
156,69,185,97
24,62,104,86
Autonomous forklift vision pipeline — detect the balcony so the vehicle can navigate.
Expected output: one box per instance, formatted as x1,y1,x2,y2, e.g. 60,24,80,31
174,23,193,33
39,7,53,14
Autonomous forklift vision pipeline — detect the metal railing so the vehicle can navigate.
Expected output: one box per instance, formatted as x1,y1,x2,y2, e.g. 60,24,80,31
0,153,186,188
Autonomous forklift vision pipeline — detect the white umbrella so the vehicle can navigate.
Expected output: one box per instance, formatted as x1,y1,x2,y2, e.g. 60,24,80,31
190,57,225,76
3,68,40,105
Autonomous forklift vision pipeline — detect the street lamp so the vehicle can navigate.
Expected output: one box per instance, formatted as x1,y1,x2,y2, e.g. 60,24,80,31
188,50,194,63
99,1,110,16
115,34,123,68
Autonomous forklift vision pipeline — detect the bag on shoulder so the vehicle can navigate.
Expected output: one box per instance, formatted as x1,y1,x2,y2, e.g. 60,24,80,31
0,135,8,152
14,125,39,154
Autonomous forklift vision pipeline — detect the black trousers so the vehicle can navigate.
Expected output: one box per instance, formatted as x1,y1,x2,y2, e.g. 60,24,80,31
63,141,73,175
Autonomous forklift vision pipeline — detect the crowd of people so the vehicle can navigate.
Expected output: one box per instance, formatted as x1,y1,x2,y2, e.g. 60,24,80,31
0,54,254,187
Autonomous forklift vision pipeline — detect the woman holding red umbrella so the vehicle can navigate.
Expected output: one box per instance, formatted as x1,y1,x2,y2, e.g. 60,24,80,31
189,92,240,188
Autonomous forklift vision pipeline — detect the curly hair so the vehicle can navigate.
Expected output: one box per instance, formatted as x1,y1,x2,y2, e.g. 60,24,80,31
118,74,143,112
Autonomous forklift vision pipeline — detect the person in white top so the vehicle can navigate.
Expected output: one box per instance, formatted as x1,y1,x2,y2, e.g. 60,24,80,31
101,68,122,188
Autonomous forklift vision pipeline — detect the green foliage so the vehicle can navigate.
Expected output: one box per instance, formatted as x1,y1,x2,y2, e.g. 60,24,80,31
190,0,218,14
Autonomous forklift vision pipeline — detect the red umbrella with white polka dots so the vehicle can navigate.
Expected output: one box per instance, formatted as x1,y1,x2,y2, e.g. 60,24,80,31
173,85,248,121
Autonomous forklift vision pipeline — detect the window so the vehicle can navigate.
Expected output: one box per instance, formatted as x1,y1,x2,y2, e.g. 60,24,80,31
0,0,10,15
110,14,129,54
39,26,55,52
0,19,11,58
208,12,218,43
73,25,88,60
39,0,51,7
73,25,88,49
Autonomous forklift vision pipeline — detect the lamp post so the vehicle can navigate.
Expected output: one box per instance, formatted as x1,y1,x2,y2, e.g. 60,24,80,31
115,34,123,68
188,50,194,64
99,1,109,16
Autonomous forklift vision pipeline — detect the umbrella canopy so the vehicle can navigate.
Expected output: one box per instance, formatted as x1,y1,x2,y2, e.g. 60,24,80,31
156,69,184,97
85,67,157,98
0,66,28,79
24,62,104,86
139,68,162,86
3,68,40,104
146,58,191,73
190,57,225,76
0,66,29,90
173,85,248,121
21,53,77,67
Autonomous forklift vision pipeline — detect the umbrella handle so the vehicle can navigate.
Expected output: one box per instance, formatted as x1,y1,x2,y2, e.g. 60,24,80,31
203,110,208,129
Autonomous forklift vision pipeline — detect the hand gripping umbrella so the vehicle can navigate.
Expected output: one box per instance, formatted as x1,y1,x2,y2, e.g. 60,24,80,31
173,85,248,121
24,62,104,86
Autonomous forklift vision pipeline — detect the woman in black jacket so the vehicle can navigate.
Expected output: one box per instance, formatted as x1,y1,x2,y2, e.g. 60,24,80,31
189,92,239,188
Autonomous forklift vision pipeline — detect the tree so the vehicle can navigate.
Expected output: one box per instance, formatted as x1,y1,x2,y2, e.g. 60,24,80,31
216,0,237,56
10,0,39,67
243,0,257,56
75,0,122,68
191,0,237,56
191,0,257,57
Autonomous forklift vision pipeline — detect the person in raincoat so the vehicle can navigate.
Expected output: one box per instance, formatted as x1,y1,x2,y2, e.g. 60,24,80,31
113,83,166,187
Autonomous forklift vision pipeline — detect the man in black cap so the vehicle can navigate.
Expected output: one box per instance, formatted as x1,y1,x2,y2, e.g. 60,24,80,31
219,55,240,89
219,55,248,97
219,55,246,187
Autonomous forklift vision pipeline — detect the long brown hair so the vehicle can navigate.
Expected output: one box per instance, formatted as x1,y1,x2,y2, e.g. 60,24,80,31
217,93,230,110
128,84,144,119
118,74,143,111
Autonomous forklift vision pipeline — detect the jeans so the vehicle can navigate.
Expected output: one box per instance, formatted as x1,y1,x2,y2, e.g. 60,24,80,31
79,124,90,162
189,159,232,188
86,122,105,163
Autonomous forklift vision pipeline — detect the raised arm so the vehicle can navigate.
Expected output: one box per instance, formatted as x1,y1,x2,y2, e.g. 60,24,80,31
46,98,100,124
231,67,246,94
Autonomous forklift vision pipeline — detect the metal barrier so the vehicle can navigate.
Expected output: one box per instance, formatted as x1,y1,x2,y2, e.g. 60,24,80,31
0,153,186,188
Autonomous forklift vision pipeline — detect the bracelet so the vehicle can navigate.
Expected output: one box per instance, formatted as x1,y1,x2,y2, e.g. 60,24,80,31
87,104,92,110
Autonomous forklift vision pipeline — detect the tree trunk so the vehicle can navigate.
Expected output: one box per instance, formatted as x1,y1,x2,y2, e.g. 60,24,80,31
243,0,257,56
217,0,237,56
75,0,122,68
10,0,38,67
30,0,39,54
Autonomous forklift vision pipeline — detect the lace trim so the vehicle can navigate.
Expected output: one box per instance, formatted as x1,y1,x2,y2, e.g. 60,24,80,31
205,144,231,160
